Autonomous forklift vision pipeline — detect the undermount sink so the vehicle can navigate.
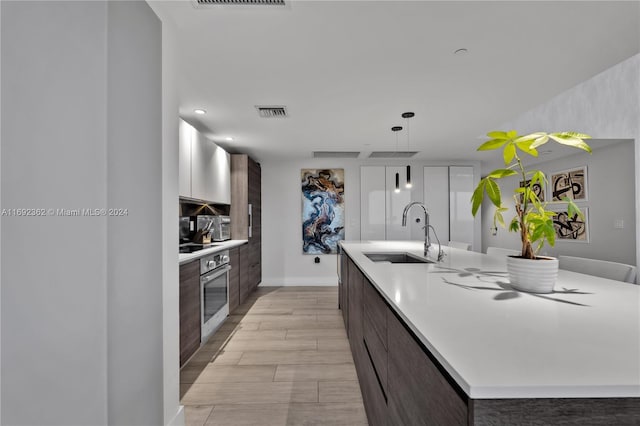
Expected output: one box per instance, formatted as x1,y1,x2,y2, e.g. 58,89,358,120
364,252,434,264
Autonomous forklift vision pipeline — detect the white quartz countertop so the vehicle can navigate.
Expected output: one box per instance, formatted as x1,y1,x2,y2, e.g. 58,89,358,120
179,239,248,265
340,240,640,399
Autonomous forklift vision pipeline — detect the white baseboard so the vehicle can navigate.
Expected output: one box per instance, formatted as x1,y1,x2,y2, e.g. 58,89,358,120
167,405,184,426
260,276,338,286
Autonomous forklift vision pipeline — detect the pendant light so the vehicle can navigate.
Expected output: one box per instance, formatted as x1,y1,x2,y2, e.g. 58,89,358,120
402,112,415,188
392,126,403,193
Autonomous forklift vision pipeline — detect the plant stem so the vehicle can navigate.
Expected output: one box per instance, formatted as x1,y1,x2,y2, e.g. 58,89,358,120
514,152,534,259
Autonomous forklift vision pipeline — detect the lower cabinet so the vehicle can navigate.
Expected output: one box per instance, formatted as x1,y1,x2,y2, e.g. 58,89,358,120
342,252,640,425
342,253,468,426
179,260,200,367
387,308,468,425
239,244,251,305
228,247,240,312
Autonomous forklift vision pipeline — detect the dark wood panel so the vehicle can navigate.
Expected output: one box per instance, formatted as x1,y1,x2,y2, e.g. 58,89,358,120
387,308,468,426
363,279,387,350
228,247,240,313
348,260,363,351
231,153,261,297
179,260,200,367
359,337,389,426
363,311,387,394
471,397,640,425
239,244,251,305
230,154,249,240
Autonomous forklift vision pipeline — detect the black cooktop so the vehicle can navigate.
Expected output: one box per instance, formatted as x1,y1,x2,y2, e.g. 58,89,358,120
179,244,217,254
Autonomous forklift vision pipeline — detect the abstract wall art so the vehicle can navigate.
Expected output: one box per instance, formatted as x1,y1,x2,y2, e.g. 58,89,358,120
552,208,589,242
551,167,587,201
301,169,345,254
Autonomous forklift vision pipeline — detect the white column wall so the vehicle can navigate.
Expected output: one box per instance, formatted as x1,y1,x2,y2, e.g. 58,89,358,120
1,1,166,424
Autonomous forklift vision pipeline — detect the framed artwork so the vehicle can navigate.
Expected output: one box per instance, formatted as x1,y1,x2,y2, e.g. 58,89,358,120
552,208,589,242
550,167,587,201
519,179,545,203
301,169,345,254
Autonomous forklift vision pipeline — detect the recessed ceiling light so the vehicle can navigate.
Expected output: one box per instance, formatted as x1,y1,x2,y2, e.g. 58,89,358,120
225,137,234,142
194,109,206,115
454,48,468,55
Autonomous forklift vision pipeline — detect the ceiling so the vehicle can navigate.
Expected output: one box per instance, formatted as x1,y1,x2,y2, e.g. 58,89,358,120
154,1,640,162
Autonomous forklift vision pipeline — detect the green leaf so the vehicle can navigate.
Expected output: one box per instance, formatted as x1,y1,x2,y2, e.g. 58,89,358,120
485,179,501,207
564,197,585,221
503,143,516,165
515,133,544,143
506,130,518,139
471,180,486,216
557,132,591,140
549,134,592,153
495,210,505,228
530,134,550,149
487,131,508,139
509,217,520,232
516,141,539,157
477,138,508,151
486,169,518,179
543,221,556,246
530,170,546,187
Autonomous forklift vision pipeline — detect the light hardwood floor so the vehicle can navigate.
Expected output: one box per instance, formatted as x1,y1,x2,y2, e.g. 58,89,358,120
180,286,368,426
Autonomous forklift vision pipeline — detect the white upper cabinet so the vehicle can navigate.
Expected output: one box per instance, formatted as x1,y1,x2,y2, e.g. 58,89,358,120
448,166,474,246
423,166,450,244
179,119,231,204
178,119,193,198
360,166,386,240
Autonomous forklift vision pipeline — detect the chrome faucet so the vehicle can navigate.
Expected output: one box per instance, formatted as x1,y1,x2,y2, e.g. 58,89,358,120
402,202,430,256
401,201,445,261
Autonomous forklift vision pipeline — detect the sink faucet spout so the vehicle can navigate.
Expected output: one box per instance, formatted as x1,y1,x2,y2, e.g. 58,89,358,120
401,202,430,256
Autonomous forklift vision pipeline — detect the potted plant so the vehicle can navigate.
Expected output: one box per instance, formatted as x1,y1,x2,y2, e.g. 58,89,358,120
471,130,591,293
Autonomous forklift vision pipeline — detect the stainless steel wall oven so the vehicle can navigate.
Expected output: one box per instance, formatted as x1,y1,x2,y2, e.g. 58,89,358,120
200,250,230,342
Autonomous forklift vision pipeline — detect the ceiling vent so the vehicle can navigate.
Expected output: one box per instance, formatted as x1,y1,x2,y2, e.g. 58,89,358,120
255,105,288,118
194,0,285,6
368,151,419,159
313,151,360,159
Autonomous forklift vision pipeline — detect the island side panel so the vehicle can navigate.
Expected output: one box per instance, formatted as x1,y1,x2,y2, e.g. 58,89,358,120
471,398,640,425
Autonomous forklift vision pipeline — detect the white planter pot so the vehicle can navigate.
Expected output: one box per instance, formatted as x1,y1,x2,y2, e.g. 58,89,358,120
506,255,559,294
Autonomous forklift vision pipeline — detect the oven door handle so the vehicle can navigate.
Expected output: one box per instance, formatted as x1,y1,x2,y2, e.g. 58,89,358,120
201,265,231,284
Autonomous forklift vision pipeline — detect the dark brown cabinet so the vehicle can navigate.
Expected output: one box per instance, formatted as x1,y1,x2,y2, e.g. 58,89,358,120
339,250,349,330
179,260,200,367
342,252,464,426
387,308,468,425
231,154,261,300
341,252,640,425
346,258,388,426
228,247,240,312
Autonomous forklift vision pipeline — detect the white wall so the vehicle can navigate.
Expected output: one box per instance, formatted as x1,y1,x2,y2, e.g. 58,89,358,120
1,1,165,424
147,1,184,424
261,158,480,286
482,54,640,269
482,141,636,265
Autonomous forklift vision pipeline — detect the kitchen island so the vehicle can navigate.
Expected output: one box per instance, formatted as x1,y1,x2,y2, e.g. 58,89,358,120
339,240,640,425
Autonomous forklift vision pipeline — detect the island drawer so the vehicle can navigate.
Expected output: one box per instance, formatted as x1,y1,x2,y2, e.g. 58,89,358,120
363,279,388,350
387,307,467,426
363,313,388,394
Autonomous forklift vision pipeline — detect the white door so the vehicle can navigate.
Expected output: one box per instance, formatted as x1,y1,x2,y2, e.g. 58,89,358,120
449,166,474,247
423,166,450,244
360,166,386,240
